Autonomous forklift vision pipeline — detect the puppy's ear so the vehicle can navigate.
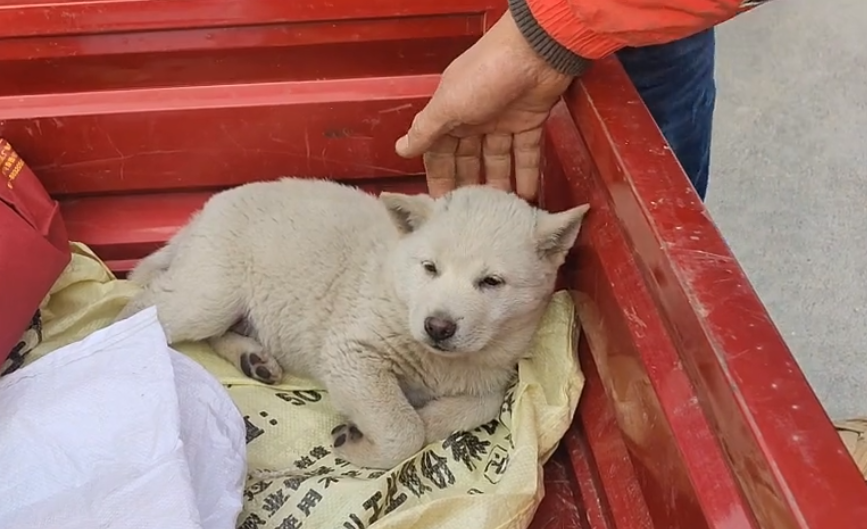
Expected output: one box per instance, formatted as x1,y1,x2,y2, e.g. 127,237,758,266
380,192,436,234
535,204,590,265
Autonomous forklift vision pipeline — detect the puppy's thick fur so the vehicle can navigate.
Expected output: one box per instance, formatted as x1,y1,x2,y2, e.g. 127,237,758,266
117,178,589,469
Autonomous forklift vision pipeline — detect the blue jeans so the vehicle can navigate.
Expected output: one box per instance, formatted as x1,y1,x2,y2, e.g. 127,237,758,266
616,29,717,200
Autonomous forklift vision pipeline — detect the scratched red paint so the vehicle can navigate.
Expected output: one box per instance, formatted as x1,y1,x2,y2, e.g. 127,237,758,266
1,1,865,527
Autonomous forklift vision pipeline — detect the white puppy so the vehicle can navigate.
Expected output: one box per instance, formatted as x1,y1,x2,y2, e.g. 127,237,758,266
117,178,589,469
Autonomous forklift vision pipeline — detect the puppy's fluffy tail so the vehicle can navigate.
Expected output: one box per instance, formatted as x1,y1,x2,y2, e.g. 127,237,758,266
127,244,177,286
127,212,199,286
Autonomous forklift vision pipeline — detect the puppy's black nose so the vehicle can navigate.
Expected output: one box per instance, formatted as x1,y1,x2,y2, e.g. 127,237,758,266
424,316,457,341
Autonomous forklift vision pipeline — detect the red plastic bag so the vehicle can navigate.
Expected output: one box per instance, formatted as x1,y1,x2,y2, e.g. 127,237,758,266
0,138,70,364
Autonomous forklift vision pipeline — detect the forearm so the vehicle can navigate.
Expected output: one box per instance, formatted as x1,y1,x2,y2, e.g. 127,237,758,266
508,0,773,75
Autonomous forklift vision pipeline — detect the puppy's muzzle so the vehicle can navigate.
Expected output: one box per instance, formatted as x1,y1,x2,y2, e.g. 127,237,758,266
424,314,457,343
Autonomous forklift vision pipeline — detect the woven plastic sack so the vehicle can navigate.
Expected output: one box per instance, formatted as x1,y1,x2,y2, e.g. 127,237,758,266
24,243,585,529
836,419,867,480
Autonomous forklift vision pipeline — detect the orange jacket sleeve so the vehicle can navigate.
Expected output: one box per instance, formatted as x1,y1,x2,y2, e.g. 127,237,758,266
508,0,771,75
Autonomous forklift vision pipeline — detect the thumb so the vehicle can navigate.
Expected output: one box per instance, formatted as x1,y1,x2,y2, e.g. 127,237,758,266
395,100,452,159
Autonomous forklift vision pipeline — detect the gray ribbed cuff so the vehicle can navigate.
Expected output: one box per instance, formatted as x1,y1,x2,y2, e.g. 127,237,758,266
508,0,591,77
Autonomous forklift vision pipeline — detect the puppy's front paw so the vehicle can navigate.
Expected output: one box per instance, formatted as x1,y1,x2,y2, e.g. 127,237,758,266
330,423,396,470
419,404,459,444
239,351,284,385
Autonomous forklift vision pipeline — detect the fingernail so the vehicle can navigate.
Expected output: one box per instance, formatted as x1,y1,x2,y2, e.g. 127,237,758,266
395,136,409,157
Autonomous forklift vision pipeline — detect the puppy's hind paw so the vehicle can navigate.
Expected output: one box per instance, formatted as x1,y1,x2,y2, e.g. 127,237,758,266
240,351,284,385
331,423,364,448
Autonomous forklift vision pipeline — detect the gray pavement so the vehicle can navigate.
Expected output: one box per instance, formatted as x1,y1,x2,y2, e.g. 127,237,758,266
708,0,867,419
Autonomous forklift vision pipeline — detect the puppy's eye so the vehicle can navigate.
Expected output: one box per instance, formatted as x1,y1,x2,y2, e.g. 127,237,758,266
422,261,439,275
479,275,505,288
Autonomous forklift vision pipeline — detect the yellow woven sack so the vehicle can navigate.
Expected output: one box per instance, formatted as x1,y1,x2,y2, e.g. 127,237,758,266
25,243,585,529
836,419,867,480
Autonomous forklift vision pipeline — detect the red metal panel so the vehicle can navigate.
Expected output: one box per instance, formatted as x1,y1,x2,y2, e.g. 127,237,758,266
567,336,654,529
0,0,504,98
562,57,867,527
0,38,475,96
0,16,482,61
528,447,588,529
58,176,427,274
0,0,503,39
542,111,758,529
0,76,439,196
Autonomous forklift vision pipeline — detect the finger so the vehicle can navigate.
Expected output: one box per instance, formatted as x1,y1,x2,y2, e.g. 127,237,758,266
395,99,454,159
513,128,543,200
483,133,513,192
455,136,482,188
423,135,460,198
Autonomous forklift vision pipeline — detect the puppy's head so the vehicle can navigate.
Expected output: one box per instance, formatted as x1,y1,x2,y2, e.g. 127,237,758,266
381,186,589,357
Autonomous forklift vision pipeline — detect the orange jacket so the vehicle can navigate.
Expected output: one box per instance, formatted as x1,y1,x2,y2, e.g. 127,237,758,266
509,0,771,74
530,0,768,58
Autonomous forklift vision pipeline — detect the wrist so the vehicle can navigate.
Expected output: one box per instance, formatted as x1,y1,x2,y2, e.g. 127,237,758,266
507,0,591,77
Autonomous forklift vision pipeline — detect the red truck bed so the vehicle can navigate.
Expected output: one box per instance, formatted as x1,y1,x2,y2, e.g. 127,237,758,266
1,1,865,527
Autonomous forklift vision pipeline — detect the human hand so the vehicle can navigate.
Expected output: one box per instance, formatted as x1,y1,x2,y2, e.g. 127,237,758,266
394,10,574,200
